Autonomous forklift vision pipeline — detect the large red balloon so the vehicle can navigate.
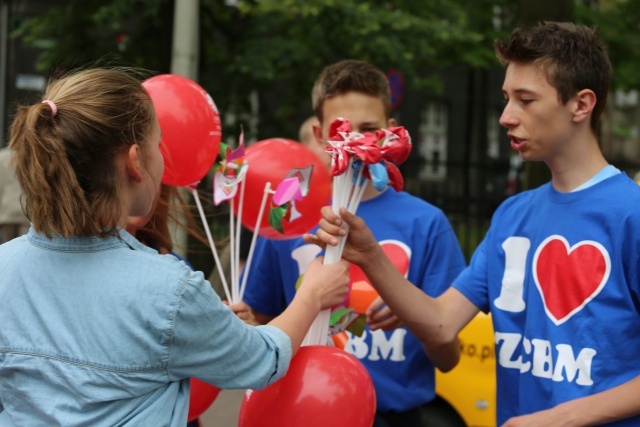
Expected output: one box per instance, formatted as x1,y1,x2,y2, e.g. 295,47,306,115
234,138,332,239
187,378,220,422
238,346,376,427
142,74,222,186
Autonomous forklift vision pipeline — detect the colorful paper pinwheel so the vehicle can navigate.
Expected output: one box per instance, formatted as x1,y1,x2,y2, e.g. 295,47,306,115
268,166,314,234
304,117,412,346
213,136,248,206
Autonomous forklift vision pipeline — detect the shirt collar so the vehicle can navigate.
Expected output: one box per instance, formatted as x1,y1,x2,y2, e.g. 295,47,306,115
27,226,158,255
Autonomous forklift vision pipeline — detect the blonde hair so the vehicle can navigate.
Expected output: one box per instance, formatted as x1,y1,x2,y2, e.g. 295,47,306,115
8,67,155,237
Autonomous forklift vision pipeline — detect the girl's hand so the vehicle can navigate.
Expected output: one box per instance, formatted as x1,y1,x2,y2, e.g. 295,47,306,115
303,207,378,268
297,257,350,311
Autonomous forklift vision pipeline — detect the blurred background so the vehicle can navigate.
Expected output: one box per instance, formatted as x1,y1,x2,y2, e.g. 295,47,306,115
3,2,640,425
2,0,640,271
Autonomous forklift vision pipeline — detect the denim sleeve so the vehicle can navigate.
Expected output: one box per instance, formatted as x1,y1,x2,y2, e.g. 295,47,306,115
166,269,292,390
0,407,16,427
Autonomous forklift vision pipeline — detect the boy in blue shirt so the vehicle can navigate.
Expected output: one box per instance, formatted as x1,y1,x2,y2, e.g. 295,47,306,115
310,22,640,426
242,60,466,426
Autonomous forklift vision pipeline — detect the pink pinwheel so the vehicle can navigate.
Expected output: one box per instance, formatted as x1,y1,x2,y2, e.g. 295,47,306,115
272,177,303,206
212,141,247,206
268,165,316,234
208,129,253,304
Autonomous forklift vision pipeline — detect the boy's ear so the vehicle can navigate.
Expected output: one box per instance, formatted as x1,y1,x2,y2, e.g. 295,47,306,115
312,123,324,145
572,89,597,124
126,144,143,183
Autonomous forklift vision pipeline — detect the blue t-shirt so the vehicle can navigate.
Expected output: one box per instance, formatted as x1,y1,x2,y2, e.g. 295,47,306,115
243,189,466,412
453,173,640,425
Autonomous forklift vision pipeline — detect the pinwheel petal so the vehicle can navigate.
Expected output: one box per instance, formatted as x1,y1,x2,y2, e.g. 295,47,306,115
268,204,288,233
357,131,382,146
381,126,412,164
273,177,303,205
227,142,245,162
213,171,238,205
368,162,389,191
386,162,405,191
329,117,351,140
352,142,383,164
286,165,313,196
330,147,350,176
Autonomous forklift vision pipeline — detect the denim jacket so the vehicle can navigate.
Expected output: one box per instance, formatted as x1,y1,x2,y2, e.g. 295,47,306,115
0,228,291,426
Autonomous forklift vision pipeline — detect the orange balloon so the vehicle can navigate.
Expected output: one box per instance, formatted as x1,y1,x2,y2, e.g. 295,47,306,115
348,280,378,314
331,331,349,350
347,242,410,313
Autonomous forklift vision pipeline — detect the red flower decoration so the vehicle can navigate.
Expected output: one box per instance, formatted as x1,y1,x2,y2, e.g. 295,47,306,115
324,118,412,188
385,162,404,191
380,126,412,164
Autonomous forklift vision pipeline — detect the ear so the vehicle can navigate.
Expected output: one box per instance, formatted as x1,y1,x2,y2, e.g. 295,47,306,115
387,117,398,127
126,144,144,183
571,89,597,124
312,123,324,145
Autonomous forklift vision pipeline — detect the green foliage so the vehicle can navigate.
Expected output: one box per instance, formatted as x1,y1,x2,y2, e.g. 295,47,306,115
14,1,509,138
12,0,173,73
201,0,511,137
9,0,560,139
16,0,640,138
576,0,640,90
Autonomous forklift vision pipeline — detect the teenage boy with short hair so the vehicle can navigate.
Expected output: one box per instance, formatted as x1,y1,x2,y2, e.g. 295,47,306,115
309,22,640,426
243,60,466,426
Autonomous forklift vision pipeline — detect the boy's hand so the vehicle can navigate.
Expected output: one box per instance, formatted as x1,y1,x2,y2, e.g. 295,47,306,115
366,296,404,331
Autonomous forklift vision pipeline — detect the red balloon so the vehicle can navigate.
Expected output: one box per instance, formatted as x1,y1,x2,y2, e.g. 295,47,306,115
238,346,376,427
234,138,332,239
142,74,222,186
187,378,221,422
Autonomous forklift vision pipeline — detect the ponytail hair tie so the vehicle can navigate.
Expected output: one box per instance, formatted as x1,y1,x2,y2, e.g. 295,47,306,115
41,100,57,117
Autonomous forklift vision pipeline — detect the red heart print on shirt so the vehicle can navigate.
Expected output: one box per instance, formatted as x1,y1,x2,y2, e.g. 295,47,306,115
533,235,610,325
347,240,411,314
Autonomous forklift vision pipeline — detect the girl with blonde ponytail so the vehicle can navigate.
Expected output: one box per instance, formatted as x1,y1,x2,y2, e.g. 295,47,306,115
9,68,159,238
0,67,350,426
